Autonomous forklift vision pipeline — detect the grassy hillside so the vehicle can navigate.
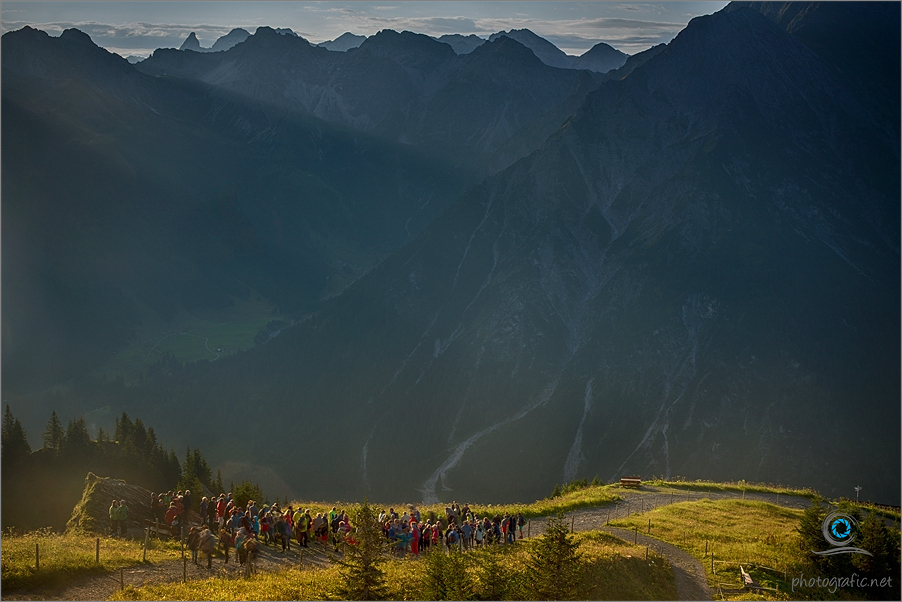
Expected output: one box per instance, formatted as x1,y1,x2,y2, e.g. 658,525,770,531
108,530,675,601
1,528,184,591
611,498,900,601
4,481,897,600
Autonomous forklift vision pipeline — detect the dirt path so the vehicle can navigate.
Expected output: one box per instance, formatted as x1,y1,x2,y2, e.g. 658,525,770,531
522,485,814,601
602,525,711,600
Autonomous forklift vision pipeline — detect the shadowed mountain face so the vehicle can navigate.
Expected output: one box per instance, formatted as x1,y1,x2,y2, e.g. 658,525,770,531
1,27,481,391
61,4,896,504
2,25,606,393
3,3,899,505
136,29,604,174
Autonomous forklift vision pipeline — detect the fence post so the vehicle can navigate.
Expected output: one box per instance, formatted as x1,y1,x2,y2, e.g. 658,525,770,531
120,567,124,590
647,518,651,534
181,526,186,583
671,491,674,504
645,546,648,562
571,515,574,533
143,528,149,562
35,542,39,571
606,510,610,525
96,537,100,564
527,520,530,538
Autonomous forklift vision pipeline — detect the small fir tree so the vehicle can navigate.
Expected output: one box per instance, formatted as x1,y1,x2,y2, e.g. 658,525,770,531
472,545,511,601
421,544,473,601
331,498,391,600
525,514,582,600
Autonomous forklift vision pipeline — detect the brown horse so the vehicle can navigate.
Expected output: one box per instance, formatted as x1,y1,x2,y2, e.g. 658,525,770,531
198,527,216,569
219,528,234,563
243,537,258,577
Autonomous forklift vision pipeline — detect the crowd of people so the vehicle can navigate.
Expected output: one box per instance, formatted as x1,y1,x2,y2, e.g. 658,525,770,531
377,501,525,555
139,490,528,568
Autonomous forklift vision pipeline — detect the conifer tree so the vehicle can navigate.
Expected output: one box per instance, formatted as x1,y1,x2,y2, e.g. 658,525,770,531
332,498,391,600
471,545,510,600
2,405,31,465
42,411,65,451
61,417,91,458
525,514,582,600
178,446,204,509
214,469,224,495
796,498,828,561
422,545,472,601
852,512,901,597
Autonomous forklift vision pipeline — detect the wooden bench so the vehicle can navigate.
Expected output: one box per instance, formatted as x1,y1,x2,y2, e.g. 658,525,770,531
620,476,642,488
740,565,761,589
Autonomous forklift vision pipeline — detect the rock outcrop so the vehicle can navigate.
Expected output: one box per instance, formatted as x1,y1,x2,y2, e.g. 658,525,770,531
67,473,200,535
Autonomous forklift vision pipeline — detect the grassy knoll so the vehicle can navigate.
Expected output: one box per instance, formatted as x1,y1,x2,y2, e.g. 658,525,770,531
109,530,675,601
1,528,184,591
644,478,819,499
286,484,623,525
610,498,813,600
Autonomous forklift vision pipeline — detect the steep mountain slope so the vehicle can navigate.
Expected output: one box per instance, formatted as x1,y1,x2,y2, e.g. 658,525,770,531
136,28,604,173
111,4,898,505
1,26,476,392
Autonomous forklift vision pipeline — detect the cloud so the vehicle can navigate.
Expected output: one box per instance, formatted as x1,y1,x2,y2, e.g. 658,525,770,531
1,20,246,50
583,17,681,29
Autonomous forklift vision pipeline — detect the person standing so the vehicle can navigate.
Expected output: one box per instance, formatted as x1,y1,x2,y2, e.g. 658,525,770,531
109,500,120,536
119,500,129,536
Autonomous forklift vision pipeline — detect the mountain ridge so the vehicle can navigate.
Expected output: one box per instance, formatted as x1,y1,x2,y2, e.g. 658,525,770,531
2,3,898,506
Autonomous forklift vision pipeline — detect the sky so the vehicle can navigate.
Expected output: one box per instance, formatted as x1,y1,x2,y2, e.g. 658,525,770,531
1,1,729,58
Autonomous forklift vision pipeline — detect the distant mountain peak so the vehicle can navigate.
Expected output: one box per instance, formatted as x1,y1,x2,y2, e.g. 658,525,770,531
60,28,95,46
211,28,250,52
317,32,366,52
434,33,485,54
489,28,571,69
572,41,628,73
179,31,202,51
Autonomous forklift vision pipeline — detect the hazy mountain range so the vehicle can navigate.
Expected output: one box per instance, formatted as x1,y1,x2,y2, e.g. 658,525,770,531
2,2,898,505
166,26,628,74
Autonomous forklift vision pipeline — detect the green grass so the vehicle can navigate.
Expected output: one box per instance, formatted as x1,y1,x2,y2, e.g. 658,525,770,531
611,498,807,600
1,528,184,592
109,530,675,601
287,484,623,526
644,478,819,499
834,499,902,521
